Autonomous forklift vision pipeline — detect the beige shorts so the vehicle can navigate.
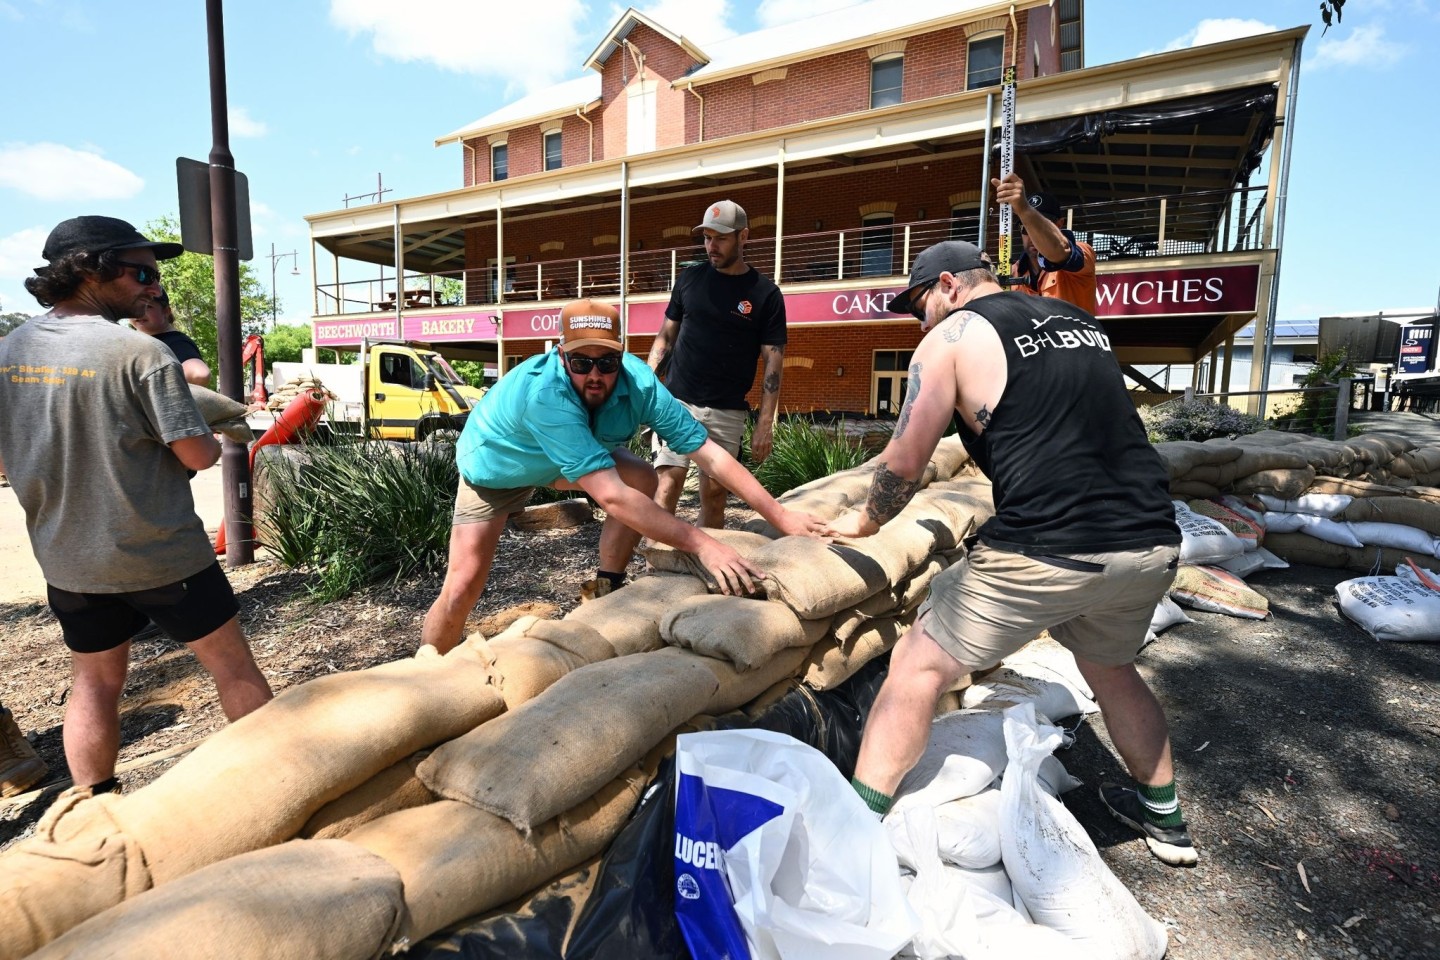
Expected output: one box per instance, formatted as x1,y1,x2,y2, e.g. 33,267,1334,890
919,541,1180,669
453,477,537,524
653,403,745,467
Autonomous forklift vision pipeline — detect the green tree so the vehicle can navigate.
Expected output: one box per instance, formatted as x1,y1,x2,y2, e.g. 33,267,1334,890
260,323,312,364
0,309,31,337
143,215,274,372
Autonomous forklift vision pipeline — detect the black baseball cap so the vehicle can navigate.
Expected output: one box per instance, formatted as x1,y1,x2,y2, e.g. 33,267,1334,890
888,241,993,316
40,216,184,264
1026,192,1064,221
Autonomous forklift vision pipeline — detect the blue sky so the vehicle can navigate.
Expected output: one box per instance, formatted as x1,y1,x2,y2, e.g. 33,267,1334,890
1,0,1436,325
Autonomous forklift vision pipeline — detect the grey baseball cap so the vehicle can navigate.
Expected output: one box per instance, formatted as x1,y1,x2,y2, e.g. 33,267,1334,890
888,241,993,316
694,200,748,234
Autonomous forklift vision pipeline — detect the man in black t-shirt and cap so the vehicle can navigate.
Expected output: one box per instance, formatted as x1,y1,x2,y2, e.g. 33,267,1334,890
647,199,787,529
826,240,1197,868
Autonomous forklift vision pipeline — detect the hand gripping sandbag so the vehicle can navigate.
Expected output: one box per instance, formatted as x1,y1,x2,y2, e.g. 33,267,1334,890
26,839,404,960
999,704,1168,960
673,729,917,960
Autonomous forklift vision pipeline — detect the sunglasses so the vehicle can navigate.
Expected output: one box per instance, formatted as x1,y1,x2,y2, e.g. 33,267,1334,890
909,280,938,322
114,260,162,286
564,352,622,375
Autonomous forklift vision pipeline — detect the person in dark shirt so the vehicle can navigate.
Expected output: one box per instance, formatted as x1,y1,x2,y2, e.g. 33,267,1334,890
646,200,787,528
826,240,1195,868
132,288,210,385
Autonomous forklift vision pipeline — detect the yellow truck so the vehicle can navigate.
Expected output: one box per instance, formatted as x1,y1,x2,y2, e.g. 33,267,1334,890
266,340,486,441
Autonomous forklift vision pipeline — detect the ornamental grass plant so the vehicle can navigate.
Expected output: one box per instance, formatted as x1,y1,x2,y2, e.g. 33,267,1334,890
749,415,871,496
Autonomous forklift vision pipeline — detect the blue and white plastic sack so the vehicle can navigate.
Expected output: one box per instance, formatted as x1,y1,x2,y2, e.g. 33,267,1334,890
673,729,918,960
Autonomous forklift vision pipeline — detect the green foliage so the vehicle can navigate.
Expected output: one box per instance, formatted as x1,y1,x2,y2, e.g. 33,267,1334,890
448,359,491,388
1269,348,1356,435
1138,398,1266,443
258,438,459,602
750,416,870,496
0,311,30,336
411,274,465,307
261,323,312,364
143,215,273,373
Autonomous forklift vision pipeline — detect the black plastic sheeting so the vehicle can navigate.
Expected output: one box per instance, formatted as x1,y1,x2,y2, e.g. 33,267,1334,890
1016,84,1278,179
408,655,892,960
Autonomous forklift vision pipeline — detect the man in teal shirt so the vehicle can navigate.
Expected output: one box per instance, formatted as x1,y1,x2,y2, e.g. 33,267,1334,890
423,299,824,654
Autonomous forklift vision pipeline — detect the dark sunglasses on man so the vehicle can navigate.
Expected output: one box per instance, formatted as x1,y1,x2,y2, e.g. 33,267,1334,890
563,351,623,375
114,260,162,286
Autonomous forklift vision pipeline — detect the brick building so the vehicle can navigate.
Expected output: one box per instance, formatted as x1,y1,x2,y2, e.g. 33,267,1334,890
305,0,1306,416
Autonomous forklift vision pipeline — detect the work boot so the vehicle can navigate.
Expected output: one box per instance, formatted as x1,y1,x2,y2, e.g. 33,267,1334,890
0,708,48,798
1099,782,1199,867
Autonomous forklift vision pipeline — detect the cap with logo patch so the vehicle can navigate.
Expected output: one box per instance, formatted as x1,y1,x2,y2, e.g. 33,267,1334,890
560,298,623,351
694,200,748,235
1025,192,1064,221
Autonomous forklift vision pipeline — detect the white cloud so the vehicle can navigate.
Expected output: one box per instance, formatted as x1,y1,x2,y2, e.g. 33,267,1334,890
1157,18,1277,53
0,3,23,22
229,107,269,138
755,0,857,30
1311,23,1409,69
0,227,49,314
619,0,736,45
329,0,589,92
0,143,144,201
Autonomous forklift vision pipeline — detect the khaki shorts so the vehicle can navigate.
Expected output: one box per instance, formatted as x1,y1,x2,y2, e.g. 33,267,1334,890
918,541,1180,669
453,477,537,524
653,403,745,467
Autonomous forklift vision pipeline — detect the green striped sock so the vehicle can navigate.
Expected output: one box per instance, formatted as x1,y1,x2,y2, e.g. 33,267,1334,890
1137,781,1184,828
851,776,893,817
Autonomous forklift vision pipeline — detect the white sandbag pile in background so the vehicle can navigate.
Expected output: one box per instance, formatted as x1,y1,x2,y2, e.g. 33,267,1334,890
1335,561,1440,643
1172,500,1246,565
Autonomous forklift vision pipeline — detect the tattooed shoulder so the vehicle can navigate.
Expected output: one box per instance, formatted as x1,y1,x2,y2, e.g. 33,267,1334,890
939,310,982,344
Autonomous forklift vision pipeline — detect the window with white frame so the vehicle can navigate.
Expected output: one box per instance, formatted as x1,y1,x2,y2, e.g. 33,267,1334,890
859,212,895,277
491,142,508,182
871,349,914,416
870,55,903,109
966,34,1004,89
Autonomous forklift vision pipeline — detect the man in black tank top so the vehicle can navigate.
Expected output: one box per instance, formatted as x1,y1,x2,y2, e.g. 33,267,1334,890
826,241,1195,867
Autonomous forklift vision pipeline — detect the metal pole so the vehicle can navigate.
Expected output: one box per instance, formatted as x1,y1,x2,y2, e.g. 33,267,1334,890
1258,36,1304,418
1333,377,1352,441
206,0,252,566
270,242,278,328
619,161,629,331
979,92,995,248
774,142,786,282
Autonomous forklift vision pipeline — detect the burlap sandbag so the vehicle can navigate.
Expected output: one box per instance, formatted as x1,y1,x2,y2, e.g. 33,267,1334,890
1338,496,1440,536
741,491,849,536
348,772,645,948
1346,434,1415,465
1262,531,1351,568
1394,446,1440,477
29,839,404,960
1170,479,1222,500
300,756,435,841
1280,439,1353,474
929,435,971,482
1306,477,1408,498
803,616,907,691
660,595,823,670
188,383,255,443
1231,465,1316,500
475,616,616,710
418,650,717,830
832,555,947,645
645,530,890,620
1180,461,1241,489
0,790,148,960
1153,441,1242,480
99,646,504,887
562,572,710,656
1404,485,1440,505
670,644,811,716
1231,446,1311,476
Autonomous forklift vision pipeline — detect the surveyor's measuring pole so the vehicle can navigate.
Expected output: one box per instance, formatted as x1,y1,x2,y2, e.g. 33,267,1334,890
995,64,1018,280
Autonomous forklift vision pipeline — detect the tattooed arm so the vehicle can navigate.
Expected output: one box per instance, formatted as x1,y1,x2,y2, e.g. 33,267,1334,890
750,343,785,463
647,318,680,375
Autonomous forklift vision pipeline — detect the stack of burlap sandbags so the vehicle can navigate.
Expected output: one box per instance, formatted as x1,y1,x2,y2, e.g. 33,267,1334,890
1,436,992,960
1155,432,1440,574
266,375,338,414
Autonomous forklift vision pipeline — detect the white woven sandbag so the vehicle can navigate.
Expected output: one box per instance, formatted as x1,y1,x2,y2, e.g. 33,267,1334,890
1335,576,1440,642
1347,521,1440,558
960,666,1098,722
891,711,1007,812
1396,559,1440,588
1263,512,1365,548
1254,492,1352,517
1145,596,1193,643
1215,550,1266,578
999,705,1167,959
1173,501,1245,564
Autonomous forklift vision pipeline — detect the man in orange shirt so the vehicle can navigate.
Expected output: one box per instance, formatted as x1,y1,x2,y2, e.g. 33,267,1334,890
993,172,1097,314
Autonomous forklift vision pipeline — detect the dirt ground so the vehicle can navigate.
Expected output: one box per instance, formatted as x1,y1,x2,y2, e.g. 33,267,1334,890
1,498,1437,960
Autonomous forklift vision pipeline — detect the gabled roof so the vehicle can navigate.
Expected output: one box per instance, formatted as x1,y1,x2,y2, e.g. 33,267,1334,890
434,74,601,147
583,7,708,73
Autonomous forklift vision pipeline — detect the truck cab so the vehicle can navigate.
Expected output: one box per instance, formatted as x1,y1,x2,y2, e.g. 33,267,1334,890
367,343,485,440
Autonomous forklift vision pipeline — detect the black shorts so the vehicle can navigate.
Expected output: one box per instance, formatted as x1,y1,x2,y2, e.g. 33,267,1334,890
47,563,240,654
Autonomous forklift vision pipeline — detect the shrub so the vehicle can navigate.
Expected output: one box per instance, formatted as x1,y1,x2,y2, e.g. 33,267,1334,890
750,415,870,496
1269,349,1356,435
1138,398,1266,443
259,438,460,601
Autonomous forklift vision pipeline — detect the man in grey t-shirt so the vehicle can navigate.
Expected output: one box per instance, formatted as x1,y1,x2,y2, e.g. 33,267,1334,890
0,216,272,795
